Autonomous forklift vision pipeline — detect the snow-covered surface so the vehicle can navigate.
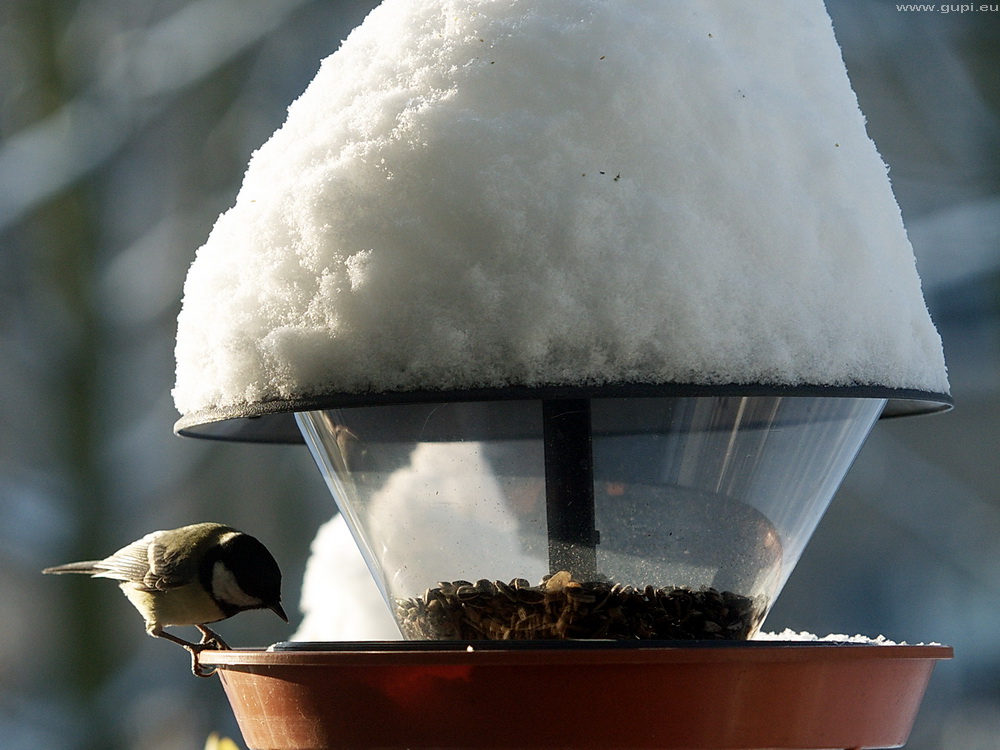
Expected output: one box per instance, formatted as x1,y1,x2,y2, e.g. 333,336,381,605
754,629,905,644
294,442,543,641
174,0,948,420
294,514,401,640
362,442,545,587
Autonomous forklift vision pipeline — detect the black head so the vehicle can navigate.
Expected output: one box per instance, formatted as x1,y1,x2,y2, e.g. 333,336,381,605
208,532,287,621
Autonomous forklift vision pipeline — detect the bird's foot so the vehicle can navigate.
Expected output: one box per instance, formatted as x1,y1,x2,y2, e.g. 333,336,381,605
150,626,228,677
196,625,230,650
186,645,218,678
183,626,230,677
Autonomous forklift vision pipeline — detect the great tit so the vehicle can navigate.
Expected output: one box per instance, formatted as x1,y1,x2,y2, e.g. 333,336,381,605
43,523,287,666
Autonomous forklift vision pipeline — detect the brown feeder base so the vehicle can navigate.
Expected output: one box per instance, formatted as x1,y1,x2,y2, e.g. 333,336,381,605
198,641,952,750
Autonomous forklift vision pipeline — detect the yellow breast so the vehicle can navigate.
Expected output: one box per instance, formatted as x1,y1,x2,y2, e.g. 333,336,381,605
121,581,226,629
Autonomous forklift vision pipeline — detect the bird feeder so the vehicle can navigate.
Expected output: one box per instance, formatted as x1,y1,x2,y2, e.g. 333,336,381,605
174,1,953,748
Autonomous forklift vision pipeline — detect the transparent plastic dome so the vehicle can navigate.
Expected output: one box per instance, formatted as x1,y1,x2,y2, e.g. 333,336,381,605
296,395,885,641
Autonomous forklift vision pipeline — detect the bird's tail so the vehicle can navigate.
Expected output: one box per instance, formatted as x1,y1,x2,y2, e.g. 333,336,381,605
42,561,103,575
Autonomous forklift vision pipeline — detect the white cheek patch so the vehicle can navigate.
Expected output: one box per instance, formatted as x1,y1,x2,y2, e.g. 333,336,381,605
212,560,263,609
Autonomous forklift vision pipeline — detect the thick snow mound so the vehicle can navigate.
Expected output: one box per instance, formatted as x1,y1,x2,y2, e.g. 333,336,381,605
174,0,948,418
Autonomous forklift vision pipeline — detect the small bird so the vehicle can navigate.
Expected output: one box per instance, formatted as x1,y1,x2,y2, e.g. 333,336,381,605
43,523,287,669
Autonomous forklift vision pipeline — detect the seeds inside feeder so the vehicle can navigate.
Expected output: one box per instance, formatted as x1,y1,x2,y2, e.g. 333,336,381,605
396,571,764,641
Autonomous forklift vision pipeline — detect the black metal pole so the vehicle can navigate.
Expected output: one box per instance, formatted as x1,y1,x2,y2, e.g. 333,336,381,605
543,398,599,580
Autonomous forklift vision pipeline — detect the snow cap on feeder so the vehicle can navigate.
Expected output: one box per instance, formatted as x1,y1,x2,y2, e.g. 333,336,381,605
173,0,949,440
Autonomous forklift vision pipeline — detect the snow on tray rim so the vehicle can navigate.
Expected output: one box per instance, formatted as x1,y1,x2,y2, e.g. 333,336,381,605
755,629,943,647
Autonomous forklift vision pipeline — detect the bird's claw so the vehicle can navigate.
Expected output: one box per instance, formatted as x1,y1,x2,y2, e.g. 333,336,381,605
186,644,218,678
196,625,230,650
198,634,229,650
182,627,230,677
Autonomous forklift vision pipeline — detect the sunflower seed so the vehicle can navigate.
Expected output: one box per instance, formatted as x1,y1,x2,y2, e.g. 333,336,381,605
395,572,763,642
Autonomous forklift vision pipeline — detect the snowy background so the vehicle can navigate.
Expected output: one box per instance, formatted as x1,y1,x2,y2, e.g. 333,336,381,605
1,1,998,749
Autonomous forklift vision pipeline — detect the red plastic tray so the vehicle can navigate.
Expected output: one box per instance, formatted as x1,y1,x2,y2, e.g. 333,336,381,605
199,640,952,749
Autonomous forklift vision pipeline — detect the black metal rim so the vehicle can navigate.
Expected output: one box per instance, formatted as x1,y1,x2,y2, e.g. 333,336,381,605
174,382,952,443
265,638,935,652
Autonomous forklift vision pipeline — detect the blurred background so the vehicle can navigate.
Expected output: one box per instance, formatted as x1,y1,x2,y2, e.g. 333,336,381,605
1,1,997,748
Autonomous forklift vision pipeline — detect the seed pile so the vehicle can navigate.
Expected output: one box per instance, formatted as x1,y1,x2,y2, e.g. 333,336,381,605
395,571,763,641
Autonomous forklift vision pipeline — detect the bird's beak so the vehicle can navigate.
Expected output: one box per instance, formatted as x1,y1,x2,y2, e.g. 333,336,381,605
271,602,289,622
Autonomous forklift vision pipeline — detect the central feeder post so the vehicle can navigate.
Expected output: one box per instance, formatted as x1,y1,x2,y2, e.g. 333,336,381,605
542,399,599,580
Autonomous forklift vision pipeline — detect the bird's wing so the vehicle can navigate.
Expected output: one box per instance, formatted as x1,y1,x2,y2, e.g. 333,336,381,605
88,532,160,585
74,523,231,592
143,523,233,591
142,529,200,591
93,529,193,591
